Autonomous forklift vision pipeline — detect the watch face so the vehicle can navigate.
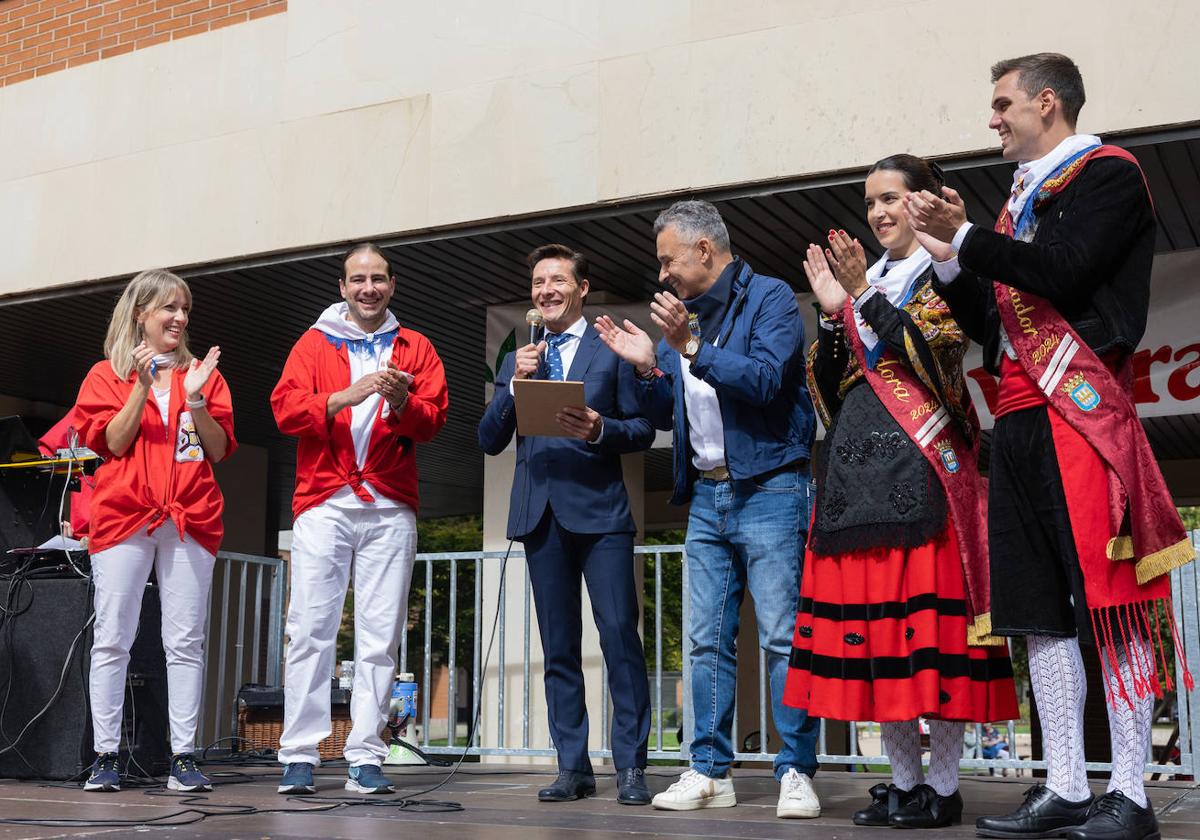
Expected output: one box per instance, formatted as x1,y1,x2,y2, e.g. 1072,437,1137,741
685,338,700,356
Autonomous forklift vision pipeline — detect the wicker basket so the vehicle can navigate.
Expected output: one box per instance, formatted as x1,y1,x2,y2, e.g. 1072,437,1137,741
236,685,353,761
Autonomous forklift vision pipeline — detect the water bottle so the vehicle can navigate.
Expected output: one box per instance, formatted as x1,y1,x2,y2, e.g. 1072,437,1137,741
338,660,355,690
388,672,418,735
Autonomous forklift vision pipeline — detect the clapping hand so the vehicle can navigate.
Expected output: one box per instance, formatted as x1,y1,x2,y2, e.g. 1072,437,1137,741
183,346,221,400
803,243,848,315
131,342,156,388
377,364,413,410
594,315,656,371
903,187,968,253
825,230,870,298
648,291,692,355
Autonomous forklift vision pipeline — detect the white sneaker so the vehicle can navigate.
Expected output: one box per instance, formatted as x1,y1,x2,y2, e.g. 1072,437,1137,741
777,768,821,818
651,768,736,811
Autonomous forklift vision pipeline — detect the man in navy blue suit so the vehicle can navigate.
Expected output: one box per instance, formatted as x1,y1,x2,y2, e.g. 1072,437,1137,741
478,244,655,805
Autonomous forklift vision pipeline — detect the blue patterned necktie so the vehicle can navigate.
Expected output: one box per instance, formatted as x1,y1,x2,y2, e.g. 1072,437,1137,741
545,332,572,381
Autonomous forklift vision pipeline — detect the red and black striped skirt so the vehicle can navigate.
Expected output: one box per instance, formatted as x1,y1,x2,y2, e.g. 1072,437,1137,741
784,523,1019,723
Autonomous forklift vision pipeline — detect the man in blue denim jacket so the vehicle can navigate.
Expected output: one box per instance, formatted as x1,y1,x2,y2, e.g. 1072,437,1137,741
596,200,821,819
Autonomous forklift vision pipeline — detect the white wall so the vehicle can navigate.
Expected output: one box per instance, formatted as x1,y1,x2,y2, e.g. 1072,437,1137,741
3,0,1198,295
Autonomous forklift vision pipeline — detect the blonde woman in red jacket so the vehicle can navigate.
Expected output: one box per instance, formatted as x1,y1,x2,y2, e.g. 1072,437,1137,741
74,269,236,794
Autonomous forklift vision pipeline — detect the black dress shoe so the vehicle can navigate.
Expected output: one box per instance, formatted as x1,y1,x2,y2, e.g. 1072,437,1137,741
1063,791,1160,840
977,784,1094,838
889,783,963,829
852,782,911,826
537,770,597,802
616,767,652,805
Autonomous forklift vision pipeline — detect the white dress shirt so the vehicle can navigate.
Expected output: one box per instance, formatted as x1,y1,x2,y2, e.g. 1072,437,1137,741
681,343,726,471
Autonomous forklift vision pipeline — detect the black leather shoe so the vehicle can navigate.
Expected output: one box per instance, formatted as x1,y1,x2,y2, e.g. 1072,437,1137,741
537,770,596,802
852,783,910,826
977,784,1094,838
1063,791,1160,840
616,767,651,805
889,783,963,829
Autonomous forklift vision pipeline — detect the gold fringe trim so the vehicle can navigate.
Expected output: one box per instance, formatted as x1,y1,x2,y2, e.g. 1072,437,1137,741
1106,536,1134,561
1135,538,1197,586
967,613,1007,647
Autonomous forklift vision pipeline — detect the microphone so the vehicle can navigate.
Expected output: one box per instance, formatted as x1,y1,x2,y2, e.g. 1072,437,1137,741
526,308,544,346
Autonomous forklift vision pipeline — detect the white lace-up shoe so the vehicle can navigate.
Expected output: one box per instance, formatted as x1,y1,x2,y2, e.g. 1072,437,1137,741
651,768,736,810
777,768,821,818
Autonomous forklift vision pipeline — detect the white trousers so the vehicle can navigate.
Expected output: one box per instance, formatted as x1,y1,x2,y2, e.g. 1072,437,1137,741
278,502,417,767
89,528,215,754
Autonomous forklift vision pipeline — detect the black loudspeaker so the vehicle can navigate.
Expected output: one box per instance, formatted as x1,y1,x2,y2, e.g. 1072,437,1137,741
0,578,169,779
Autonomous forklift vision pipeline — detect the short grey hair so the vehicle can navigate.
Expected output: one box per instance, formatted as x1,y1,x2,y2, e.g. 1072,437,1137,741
653,200,731,253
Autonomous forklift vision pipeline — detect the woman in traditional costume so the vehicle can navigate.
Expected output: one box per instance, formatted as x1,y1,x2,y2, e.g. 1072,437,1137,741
783,155,1018,828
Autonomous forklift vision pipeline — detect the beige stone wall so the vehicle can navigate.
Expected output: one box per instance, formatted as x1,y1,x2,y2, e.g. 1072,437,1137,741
2,0,1197,295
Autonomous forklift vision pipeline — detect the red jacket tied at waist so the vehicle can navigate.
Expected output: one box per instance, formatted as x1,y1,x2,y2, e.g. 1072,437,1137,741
73,361,237,556
271,327,448,520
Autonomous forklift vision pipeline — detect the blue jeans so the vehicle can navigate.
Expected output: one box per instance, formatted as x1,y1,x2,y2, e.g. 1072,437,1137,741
685,467,819,780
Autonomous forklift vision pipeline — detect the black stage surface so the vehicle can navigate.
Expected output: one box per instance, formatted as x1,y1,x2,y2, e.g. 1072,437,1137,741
0,763,1197,839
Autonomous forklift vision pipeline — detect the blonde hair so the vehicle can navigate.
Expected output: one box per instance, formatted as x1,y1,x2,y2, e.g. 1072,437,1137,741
104,269,195,379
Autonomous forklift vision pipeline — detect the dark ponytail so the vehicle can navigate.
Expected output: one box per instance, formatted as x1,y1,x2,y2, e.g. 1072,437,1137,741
868,154,945,197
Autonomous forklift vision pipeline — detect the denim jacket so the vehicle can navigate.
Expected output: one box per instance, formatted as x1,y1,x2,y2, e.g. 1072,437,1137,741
635,260,815,504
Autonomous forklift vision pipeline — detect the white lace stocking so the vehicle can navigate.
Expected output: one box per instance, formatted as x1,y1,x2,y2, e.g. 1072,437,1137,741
1103,637,1154,808
926,720,963,796
1027,634,1090,802
881,719,923,792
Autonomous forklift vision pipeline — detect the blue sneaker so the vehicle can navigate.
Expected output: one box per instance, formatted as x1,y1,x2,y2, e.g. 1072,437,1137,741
278,762,316,795
345,763,394,794
83,752,120,792
168,753,213,792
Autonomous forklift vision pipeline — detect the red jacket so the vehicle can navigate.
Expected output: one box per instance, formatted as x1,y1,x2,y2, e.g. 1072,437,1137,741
271,327,448,520
74,361,237,556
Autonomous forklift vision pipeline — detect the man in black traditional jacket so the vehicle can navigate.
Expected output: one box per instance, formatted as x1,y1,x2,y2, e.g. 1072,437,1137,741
906,52,1193,840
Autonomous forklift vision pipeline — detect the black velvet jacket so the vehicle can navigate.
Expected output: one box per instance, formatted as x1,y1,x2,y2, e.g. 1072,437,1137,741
932,155,1156,374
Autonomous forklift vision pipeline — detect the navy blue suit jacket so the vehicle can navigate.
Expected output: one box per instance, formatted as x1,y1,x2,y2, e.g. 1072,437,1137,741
478,325,655,539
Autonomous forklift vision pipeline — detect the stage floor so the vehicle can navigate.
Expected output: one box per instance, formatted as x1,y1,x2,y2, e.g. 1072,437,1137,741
0,763,1198,839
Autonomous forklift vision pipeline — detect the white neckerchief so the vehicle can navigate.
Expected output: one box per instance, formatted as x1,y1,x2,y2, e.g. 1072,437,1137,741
312,302,399,347
855,247,932,350
1008,133,1101,223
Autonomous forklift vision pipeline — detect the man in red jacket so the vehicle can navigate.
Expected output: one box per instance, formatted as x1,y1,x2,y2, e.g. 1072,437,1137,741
271,243,448,795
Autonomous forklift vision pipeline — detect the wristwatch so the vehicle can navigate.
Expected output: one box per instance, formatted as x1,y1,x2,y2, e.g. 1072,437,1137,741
683,338,701,360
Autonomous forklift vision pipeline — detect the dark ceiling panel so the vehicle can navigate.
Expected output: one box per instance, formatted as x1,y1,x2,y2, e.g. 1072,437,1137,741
2,133,1196,526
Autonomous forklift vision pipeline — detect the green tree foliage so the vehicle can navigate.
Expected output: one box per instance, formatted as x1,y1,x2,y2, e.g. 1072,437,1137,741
643,529,686,672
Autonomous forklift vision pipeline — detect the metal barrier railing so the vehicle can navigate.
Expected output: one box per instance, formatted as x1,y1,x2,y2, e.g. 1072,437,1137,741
198,550,285,748
203,531,1200,777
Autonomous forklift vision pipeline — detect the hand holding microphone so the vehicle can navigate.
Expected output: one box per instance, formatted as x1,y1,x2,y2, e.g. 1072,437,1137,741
514,308,546,380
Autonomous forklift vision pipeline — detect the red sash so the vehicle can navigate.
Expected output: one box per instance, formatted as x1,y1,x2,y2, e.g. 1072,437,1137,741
841,296,999,645
992,145,1193,700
